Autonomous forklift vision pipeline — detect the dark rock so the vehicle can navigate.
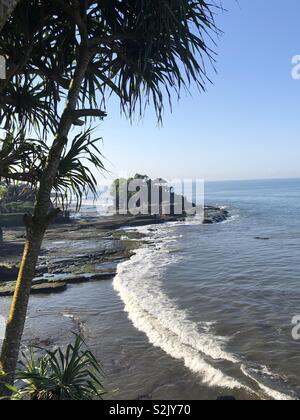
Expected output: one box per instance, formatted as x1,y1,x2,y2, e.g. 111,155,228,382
255,237,270,241
0,281,67,296
31,282,68,294
0,264,19,282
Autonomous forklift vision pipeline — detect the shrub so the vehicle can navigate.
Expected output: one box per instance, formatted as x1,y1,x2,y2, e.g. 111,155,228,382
16,335,106,400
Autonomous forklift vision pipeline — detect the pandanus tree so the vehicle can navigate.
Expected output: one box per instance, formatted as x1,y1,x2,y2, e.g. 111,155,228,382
0,0,220,397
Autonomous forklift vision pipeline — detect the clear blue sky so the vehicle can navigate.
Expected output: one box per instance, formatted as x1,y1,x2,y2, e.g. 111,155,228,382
97,0,300,183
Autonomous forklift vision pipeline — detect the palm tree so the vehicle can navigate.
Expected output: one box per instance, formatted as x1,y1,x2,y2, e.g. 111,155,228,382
0,0,221,397
0,0,20,31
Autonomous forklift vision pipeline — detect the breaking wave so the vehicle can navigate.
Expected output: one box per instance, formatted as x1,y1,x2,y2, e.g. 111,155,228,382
113,224,245,390
113,222,294,399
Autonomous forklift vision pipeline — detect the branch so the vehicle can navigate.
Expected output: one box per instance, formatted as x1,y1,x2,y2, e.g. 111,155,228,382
73,109,107,119
70,109,107,126
52,0,89,45
73,119,85,127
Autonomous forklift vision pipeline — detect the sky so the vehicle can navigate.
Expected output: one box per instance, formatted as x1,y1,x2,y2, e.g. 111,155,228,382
95,0,300,183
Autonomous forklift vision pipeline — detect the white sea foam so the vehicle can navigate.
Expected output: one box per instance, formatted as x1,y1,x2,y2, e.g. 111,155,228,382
115,246,238,363
121,288,242,389
113,222,295,399
221,214,240,224
241,365,294,401
113,225,248,390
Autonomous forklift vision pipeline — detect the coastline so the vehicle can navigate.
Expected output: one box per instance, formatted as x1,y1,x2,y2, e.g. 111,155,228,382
0,206,228,297
1,187,297,401
0,204,239,401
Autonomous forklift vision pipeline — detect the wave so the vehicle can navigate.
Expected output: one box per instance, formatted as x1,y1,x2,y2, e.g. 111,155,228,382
113,222,295,399
113,225,247,390
241,365,294,401
221,214,240,224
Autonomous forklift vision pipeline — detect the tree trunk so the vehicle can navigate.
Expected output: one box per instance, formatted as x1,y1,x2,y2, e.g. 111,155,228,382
0,0,20,31
0,48,92,398
0,225,44,396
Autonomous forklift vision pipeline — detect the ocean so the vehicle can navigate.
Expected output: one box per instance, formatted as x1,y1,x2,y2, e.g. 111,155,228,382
2,178,300,400
112,178,300,400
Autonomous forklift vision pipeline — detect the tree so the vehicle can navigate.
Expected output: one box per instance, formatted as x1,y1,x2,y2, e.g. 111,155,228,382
0,0,22,242
0,0,20,31
0,0,220,397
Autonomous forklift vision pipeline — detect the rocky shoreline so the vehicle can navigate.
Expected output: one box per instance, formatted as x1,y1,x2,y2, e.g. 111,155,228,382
0,206,229,297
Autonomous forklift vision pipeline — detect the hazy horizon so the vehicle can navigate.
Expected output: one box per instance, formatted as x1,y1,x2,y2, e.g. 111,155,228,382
94,176,300,189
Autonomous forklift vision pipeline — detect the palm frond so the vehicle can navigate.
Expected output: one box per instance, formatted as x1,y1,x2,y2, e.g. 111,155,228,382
0,0,221,210
53,128,105,211
0,130,47,184
84,0,221,121
16,334,106,401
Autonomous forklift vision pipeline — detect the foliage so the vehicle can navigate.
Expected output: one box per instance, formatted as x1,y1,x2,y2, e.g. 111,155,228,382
54,128,106,210
0,131,47,183
111,177,133,197
0,369,18,399
0,129,105,210
0,1,221,395
0,185,7,200
111,174,176,215
0,182,35,214
1,0,220,126
16,335,105,400
0,0,220,207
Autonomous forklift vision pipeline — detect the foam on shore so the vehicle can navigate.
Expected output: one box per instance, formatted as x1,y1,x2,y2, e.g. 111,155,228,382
113,226,245,390
113,223,294,399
